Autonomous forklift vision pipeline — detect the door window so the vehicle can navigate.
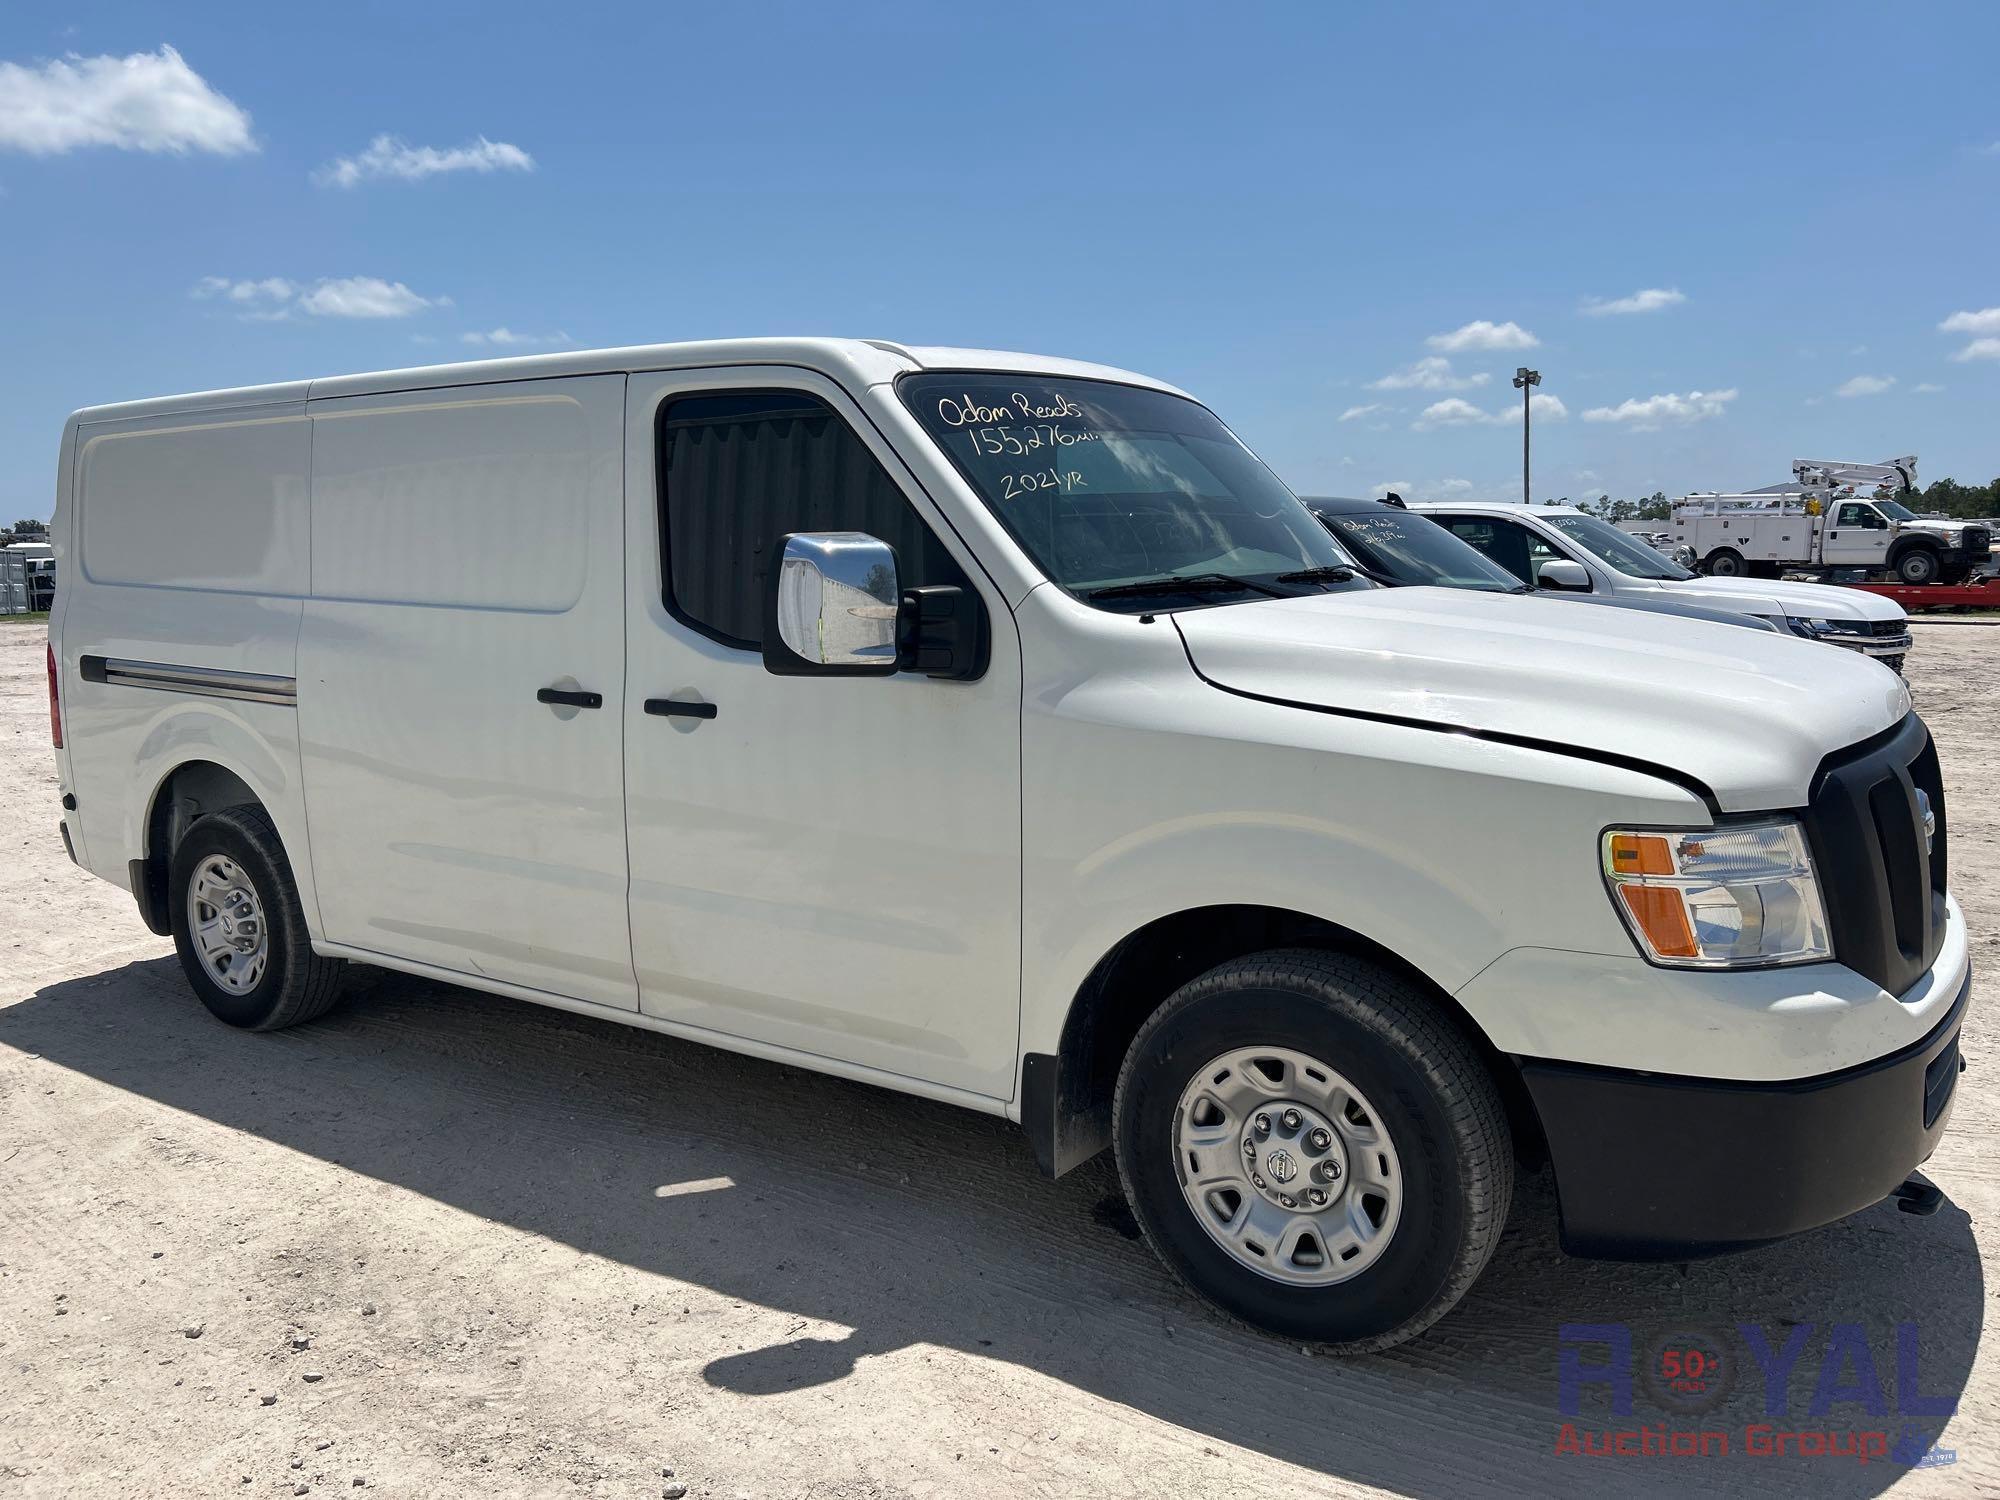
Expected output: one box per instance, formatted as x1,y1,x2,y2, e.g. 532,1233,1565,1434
1835,503,1875,528
658,391,969,650
1435,516,1573,585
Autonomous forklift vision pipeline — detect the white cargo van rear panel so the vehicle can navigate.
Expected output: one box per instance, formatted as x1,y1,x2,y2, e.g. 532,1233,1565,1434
58,403,314,908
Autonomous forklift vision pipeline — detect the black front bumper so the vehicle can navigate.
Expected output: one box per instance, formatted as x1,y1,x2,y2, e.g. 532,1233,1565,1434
1521,965,1970,1259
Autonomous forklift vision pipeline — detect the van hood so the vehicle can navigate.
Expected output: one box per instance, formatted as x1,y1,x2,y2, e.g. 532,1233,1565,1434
1172,587,1911,812
1640,576,1907,624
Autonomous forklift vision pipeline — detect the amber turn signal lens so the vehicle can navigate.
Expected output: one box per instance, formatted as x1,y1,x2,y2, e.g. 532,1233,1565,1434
1615,884,1698,959
1607,833,1674,877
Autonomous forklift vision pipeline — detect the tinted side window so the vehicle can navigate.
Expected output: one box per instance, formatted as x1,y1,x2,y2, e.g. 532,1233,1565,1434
1836,503,1871,527
1441,517,1527,584
659,391,969,649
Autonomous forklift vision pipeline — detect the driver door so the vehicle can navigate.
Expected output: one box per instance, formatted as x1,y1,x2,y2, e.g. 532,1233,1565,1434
1822,502,1887,566
619,368,1024,1101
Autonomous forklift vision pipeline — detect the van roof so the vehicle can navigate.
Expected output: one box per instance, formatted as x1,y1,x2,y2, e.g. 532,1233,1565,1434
67,337,1188,426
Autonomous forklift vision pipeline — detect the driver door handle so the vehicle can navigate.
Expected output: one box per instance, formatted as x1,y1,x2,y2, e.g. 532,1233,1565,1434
645,698,718,720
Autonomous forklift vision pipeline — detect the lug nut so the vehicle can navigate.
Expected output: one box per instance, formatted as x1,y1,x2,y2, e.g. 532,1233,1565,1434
1308,1188,1328,1207
1253,1114,1271,1136
1279,1195,1296,1209
1252,1174,1266,1189
1319,1160,1343,1182
1241,1139,1256,1157
1308,1128,1332,1152
1280,1108,1302,1130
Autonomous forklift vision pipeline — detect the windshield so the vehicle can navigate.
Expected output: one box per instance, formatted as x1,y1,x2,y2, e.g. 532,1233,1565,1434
1877,498,1918,522
1544,513,1695,580
899,373,1370,611
1315,506,1523,591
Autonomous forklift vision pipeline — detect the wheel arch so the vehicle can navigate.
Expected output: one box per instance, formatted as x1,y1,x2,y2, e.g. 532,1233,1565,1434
132,758,275,936
1887,535,1943,568
1020,902,1544,1179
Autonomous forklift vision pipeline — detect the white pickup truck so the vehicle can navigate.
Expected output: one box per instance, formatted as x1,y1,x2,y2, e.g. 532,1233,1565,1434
48,338,1969,1350
1416,502,1914,673
1669,493,1992,586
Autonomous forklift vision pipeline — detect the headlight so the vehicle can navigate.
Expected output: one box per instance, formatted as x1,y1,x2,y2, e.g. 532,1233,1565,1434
1602,818,1831,968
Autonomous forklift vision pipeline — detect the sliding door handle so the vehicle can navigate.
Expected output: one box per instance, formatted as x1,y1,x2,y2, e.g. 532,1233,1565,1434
537,687,603,709
644,698,717,720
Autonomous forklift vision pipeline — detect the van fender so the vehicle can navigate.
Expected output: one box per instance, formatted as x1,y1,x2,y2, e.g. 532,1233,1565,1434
129,705,323,943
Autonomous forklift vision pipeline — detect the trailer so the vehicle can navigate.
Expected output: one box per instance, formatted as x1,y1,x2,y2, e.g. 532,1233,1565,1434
1847,577,2000,611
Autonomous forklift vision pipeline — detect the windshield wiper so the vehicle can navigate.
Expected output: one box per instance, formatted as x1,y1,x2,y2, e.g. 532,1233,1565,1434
1272,564,1358,586
1086,572,1289,602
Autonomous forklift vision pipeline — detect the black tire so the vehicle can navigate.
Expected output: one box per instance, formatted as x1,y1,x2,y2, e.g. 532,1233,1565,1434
1894,547,1941,586
1113,949,1511,1352
169,805,345,1030
1704,548,1745,577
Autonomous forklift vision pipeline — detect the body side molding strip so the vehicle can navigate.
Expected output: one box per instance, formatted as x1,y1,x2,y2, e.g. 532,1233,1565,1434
79,655,297,708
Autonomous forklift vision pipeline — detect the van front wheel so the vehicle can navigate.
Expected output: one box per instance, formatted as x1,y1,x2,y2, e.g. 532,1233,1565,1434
1112,949,1511,1351
169,807,345,1030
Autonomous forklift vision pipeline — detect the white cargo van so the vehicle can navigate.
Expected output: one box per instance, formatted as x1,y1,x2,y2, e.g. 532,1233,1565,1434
46,339,1971,1350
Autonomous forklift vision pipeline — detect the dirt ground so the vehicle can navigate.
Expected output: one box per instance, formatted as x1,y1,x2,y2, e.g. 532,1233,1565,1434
2,618,1994,1499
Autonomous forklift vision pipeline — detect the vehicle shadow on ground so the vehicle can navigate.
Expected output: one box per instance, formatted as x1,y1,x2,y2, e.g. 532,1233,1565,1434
2,958,1981,1497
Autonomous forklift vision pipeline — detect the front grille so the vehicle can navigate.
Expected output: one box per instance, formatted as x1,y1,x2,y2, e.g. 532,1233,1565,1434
1878,653,1906,676
1868,618,1909,637
1965,527,1991,557
1800,714,1947,997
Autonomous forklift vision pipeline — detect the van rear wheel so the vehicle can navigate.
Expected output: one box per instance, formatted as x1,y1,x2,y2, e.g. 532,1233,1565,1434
169,806,345,1030
1112,949,1511,1351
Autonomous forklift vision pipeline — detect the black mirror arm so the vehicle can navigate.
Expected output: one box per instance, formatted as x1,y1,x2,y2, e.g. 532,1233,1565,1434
896,586,990,681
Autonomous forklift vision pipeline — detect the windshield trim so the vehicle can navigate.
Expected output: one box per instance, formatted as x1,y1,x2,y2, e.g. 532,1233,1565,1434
894,367,1370,614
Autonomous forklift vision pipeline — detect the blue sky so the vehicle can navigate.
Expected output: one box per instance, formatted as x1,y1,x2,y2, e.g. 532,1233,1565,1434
3,1,1997,520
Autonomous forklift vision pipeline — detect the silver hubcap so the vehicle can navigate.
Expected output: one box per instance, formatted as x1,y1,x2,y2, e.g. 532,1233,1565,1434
1173,1047,1403,1285
188,855,268,994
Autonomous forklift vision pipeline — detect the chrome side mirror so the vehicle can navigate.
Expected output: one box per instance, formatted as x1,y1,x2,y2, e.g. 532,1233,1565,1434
1537,558,1592,592
763,532,903,676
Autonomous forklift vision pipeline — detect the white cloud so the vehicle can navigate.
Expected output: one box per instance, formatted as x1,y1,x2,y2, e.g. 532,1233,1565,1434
192,274,444,321
194,276,294,305
1914,382,1945,394
1413,398,1490,428
1939,307,2000,335
1437,478,1474,494
1835,375,1894,398
1950,338,2000,362
315,133,534,188
0,44,255,156
1581,287,1686,317
461,327,571,348
297,276,439,318
1337,402,1389,421
1368,356,1488,392
1581,389,1737,428
1370,480,1412,500
1412,393,1566,428
1426,319,1539,353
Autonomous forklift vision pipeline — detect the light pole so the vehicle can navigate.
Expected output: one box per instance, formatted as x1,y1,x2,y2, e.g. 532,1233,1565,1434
1513,366,1541,505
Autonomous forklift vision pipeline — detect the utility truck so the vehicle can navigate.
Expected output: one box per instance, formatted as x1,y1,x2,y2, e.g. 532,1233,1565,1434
47,339,1969,1351
1670,457,1992,585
